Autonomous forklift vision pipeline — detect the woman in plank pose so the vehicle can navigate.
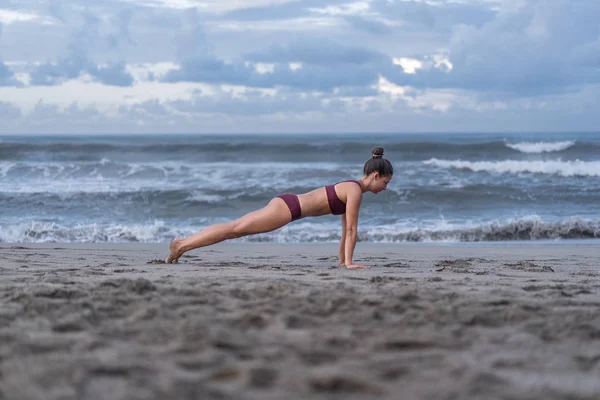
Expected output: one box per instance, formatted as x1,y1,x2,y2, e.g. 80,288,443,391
166,146,393,269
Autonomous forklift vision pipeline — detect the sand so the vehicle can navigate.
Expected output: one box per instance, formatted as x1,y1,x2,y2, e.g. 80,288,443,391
1,242,600,400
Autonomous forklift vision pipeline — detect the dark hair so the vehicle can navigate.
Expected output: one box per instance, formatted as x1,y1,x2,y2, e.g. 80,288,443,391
363,146,393,177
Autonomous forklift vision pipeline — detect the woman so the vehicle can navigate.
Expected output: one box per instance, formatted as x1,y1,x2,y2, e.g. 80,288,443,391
166,146,393,269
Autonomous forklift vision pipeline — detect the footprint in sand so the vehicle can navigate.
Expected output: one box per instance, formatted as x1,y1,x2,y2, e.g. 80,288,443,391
382,262,410,268
317,256,337,261
505,261,554,273
435,259,474,273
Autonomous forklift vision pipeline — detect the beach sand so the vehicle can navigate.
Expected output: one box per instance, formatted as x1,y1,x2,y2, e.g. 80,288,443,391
1,242,600,400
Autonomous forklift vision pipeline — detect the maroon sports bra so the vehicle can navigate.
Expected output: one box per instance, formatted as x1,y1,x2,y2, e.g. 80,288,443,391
326,180,361,215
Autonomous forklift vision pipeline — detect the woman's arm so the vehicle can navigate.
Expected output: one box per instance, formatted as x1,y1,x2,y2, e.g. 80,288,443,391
343,186,369,269
339,214,346,265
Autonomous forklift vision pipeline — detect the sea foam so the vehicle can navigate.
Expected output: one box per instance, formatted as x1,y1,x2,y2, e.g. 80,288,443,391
424,158,600,177
505,141,575,153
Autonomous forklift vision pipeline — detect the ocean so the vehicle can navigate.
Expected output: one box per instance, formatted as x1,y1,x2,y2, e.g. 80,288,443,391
1,132,599,244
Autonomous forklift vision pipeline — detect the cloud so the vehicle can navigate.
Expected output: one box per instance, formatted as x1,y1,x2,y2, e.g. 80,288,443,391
212,0,396,35
344,15,394,35
219,0,333,20
0,8,53,25
308,2,371,17
3,81,600,134
107,8,135,49
165,56,387,92
28,8,134,87
0,100,21,119
167,87,338,116
2,0,600,133
0,62,18,86
164,38,390,91
246,39,388,65
172,8,214,59
118,0,200,10
258,63,382,91
118,0,304,14
572,38,600,68
373,0,497,30
164,58,252,86
384,0,600,95
46,0,66,23
90,62,135,86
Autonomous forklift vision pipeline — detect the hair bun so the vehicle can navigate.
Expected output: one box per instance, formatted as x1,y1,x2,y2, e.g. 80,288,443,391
371,146,384,159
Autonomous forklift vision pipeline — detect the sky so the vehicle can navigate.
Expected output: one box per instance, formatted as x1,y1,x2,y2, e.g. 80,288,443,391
0,0,598,134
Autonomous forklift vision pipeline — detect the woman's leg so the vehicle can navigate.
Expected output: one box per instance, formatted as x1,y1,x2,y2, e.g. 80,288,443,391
166,198,292,263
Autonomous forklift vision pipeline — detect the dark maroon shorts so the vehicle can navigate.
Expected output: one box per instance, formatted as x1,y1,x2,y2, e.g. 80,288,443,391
276,194,302,221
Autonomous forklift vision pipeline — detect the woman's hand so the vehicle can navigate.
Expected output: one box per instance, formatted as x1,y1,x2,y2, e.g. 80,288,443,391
344,263,371,269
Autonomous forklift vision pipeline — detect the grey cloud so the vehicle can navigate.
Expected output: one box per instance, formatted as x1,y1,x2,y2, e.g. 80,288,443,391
0,101,21,120
118,8,134,39
5,84,600,135
4,0,600,133
107,8,135,49
245,39,388,65
29,7,134,86
344,16,394,35
166,0,600,99
122,99,171,117
30,55,133,87
383,0,600,96
30,58,133,87
164,32,393,91
220,0,351,21
0,62,18,86
47,0,67,23
174,8,214,58
89,61,134,86
374,0,495,31
162,38,390,91
572,39,600,67
243,39,393,91
29,52,87,85
165,33,392,89
137,7,183,29
165,56,384,92
253,63,381,91
164,57,252,85
28,101,103,125
333,86,380,97
28,101,64,121
0,20,10,85
168,89,331,116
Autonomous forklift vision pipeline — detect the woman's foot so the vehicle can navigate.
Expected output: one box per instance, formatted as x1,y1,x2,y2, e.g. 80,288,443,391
165,238,184,264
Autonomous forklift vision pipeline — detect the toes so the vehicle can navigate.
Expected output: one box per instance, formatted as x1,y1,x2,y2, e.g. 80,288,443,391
165,255,179,264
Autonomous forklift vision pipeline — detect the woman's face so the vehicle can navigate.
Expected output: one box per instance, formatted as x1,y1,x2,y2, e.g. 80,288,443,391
372,173,392,194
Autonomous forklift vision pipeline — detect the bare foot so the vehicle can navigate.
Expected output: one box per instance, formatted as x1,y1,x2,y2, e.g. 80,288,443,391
165,238,184,264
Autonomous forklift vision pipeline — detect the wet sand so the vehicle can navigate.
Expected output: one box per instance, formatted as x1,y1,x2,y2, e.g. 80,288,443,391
1,242,600,400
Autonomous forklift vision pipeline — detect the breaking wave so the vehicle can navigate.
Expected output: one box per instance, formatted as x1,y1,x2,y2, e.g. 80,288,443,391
2,216,599,243
505,141,575,154
424,158,600,177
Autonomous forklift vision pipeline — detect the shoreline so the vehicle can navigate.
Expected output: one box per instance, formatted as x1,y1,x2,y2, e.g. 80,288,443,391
4,237,600,248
